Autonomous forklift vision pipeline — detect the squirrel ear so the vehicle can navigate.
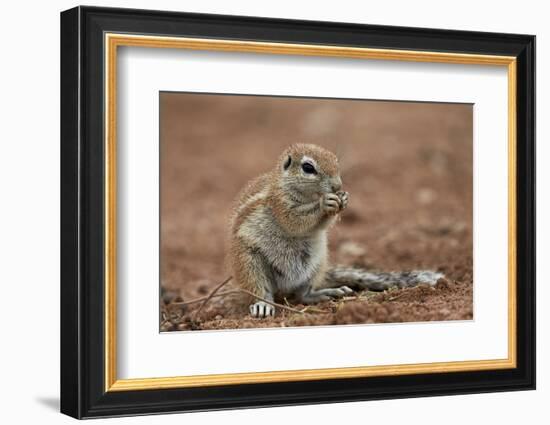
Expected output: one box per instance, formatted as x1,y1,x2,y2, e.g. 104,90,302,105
283,155,292,170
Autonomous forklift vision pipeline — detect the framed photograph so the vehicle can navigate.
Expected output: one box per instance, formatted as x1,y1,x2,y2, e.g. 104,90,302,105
60,6,535,419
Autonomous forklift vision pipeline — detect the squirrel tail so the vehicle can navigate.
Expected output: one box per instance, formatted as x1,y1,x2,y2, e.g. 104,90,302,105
325,266,444,291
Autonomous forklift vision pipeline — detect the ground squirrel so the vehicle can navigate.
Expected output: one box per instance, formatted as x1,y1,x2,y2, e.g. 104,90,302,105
229,143,443,318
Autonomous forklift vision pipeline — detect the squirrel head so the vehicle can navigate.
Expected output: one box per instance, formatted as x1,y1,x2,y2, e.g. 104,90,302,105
277,144,343,201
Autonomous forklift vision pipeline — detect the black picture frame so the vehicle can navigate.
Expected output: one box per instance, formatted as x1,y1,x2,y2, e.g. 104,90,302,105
60,5,535,419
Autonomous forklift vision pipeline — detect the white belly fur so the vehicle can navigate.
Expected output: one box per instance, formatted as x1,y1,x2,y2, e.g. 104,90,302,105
237,206,327,295
271,233,326,294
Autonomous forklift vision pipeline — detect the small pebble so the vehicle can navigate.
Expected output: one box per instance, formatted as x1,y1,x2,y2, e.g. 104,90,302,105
435,277,451,290
195,280,211,295
161,287,181,305
339,241,367,257
160,322,175,332
416,188,437,205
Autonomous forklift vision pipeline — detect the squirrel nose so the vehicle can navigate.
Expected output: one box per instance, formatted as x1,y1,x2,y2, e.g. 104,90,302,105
330,177,342,192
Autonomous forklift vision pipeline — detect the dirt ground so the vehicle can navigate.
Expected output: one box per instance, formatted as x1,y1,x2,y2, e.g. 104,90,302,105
159,92,473,331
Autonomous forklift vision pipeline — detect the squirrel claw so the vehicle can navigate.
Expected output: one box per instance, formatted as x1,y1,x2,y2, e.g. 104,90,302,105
249,301,275,318
321,193,342,215
336,191,349,211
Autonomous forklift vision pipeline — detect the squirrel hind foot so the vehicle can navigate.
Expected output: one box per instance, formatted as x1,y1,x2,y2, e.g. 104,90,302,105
298,285,354,304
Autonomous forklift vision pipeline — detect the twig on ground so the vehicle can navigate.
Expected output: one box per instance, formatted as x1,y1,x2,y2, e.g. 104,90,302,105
340,295,361,302
193,276,233,320
237,287,305,315
170,290,239,307
300,306,331,314
388,291,407,301
171,276,311,321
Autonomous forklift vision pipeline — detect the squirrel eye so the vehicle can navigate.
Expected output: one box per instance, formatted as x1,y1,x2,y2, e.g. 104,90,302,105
301,163,317,174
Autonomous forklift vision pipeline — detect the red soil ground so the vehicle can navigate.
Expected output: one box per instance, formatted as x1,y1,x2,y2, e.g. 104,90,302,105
159,93,473,331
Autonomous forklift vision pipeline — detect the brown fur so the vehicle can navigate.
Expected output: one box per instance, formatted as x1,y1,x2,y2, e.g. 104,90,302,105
228,144,350,317
227,143,443,318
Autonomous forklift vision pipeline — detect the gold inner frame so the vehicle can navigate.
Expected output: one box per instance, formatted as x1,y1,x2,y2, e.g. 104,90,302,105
104,33,517,392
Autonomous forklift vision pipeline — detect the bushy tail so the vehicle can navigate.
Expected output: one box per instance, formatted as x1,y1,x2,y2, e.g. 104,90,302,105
325,266,444,291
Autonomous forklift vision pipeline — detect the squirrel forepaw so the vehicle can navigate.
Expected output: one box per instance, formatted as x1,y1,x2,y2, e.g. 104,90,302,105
321,193,342,215
336,191,349,211
249,301,275,318
321,191,349,215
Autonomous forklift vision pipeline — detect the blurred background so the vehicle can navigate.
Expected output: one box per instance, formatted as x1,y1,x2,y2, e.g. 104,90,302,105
160,92,473,330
